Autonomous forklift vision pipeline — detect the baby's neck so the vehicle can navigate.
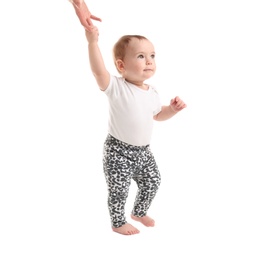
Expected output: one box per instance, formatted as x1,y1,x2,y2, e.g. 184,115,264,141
125,79,148,90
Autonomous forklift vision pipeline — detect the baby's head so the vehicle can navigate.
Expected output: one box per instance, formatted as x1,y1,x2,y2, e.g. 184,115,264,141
113,35,156,82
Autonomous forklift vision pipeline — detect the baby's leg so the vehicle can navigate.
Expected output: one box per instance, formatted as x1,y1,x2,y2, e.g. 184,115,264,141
103,135,139,234
132,148,161,227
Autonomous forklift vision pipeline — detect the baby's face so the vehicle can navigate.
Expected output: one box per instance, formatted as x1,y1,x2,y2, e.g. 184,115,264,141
121,38,156,83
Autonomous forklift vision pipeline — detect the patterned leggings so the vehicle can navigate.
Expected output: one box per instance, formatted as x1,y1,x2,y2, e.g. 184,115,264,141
103,134,161,228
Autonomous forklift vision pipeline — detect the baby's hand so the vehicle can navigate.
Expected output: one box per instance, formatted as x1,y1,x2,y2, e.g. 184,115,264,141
170,96,187,112
85,26,99,43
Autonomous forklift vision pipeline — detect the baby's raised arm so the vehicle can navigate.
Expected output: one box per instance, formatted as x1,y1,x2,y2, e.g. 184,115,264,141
85,28,110,91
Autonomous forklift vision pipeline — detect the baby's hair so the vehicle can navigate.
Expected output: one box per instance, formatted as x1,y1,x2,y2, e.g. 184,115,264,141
113,35,148,73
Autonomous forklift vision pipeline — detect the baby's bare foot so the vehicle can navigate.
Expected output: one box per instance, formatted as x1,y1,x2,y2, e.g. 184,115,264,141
112,223,140,235
131,214,155,227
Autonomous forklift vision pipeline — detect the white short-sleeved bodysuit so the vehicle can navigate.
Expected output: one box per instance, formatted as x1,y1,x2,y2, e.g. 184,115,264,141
104,75,162,146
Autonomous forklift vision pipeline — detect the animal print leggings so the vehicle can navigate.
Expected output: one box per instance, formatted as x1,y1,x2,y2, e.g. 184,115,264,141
103,134,161,228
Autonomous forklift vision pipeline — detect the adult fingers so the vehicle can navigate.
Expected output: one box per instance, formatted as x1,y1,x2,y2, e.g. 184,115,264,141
90,14,102,22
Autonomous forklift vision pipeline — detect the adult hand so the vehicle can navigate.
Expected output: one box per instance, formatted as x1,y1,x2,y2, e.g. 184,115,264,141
69,0,102,30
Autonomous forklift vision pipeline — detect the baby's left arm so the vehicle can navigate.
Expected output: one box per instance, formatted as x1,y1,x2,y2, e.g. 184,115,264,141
153,96,186,121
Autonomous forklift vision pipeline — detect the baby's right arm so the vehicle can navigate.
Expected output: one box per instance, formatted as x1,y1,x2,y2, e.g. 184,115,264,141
85,27,110,91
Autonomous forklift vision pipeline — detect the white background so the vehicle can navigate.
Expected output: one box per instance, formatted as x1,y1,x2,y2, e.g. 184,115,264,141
0,0,267,259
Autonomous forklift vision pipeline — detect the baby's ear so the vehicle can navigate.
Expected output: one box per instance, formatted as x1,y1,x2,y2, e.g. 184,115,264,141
115,59,125,72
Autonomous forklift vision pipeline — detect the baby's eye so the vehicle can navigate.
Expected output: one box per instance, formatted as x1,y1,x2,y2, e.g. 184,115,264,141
137,54,144,59
151,54,155,59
